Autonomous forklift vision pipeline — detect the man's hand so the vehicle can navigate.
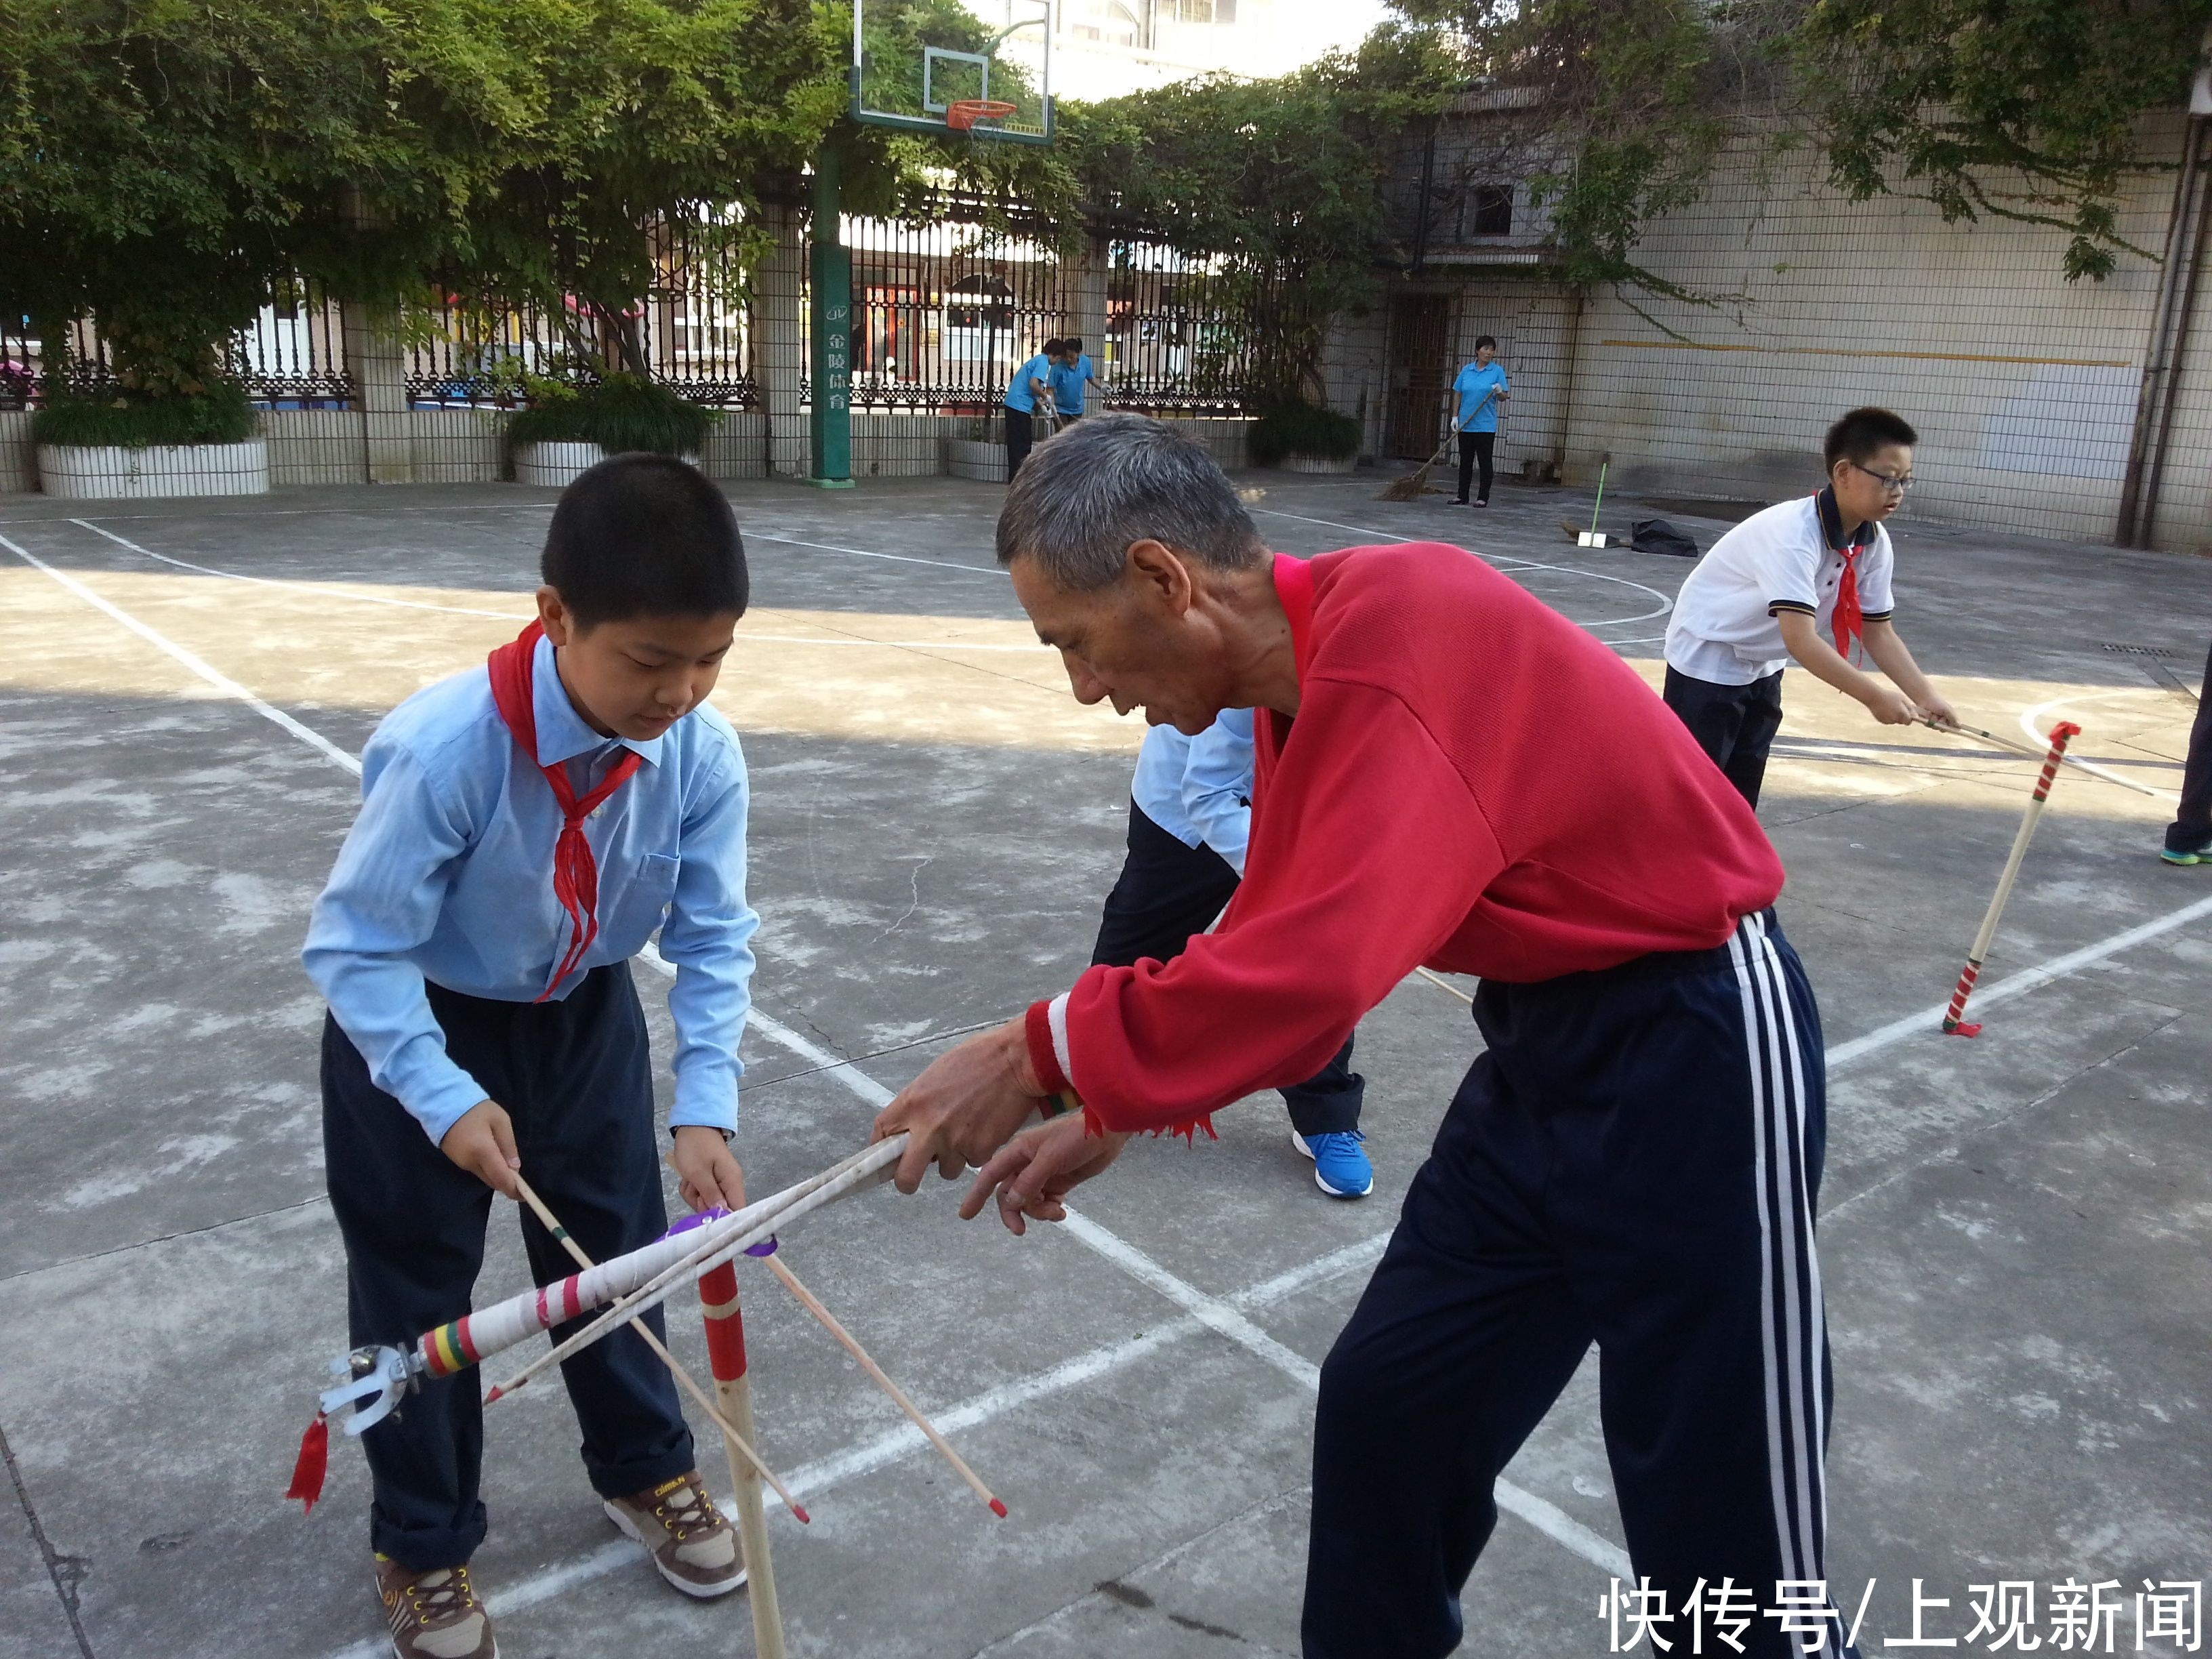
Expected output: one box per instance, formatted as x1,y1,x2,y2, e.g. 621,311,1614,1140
1861,684,1921,725
872,1017,1046,1193
961,1118,1132,1235
672,1126,746,1213
442,1100,521,1197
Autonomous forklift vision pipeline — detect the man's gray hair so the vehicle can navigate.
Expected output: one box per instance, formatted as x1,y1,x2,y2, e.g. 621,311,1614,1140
996,413,1267,589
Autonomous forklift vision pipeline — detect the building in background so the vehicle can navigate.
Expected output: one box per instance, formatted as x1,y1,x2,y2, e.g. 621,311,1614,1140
1054,0,1389,100
1332,88,2212,554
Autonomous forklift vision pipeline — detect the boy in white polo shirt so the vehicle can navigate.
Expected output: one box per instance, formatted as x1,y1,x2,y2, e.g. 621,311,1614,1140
1663,407,1955,806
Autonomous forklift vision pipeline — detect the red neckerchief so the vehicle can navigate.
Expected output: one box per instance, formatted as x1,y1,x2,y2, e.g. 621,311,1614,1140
1815,489,1870,663
487,620,644,1001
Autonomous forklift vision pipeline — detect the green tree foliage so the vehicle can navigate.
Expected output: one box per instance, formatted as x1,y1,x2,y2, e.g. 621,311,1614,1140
1388,0,1734,291
1795,0,2212,280
0,0,847,396
1056,26,1460,308
1391,0,2212,288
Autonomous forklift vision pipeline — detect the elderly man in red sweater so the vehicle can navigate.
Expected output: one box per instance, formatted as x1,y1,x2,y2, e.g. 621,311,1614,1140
875,415,1851,1659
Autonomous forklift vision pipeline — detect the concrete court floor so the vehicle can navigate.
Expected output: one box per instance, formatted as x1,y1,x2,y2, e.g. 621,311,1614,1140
0,465,2207,1659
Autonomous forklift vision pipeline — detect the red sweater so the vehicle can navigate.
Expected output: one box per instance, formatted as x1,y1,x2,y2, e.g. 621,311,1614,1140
1027,544,1784,1136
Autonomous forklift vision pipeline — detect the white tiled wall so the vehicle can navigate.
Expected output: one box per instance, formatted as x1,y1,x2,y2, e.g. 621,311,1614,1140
1549,115,2186,547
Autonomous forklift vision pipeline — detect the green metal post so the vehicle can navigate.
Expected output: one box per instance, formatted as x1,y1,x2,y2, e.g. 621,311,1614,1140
807,148,856,488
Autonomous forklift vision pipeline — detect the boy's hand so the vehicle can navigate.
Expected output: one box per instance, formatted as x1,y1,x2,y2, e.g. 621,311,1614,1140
1919,690,1959,728
442,1100,521,1197
672,1126,745,1213
1862,684,1920,725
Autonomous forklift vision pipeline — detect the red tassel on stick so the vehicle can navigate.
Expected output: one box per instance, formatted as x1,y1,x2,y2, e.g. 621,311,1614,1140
286,1412,329,1514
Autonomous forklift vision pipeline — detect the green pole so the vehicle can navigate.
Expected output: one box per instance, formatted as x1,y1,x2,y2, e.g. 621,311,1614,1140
807,146,856,489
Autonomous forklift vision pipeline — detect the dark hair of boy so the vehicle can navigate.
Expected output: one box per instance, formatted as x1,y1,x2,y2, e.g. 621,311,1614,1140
541,452,749,628
1824,407,1918,470
1473,334,1497,351
1041,337,1065,356
1063,335,1083,354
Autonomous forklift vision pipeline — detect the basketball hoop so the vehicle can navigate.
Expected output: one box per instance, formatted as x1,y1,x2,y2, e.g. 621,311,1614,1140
946,98,1019,133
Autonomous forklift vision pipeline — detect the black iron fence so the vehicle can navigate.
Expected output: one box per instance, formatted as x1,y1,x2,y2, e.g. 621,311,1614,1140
1,196,1312,417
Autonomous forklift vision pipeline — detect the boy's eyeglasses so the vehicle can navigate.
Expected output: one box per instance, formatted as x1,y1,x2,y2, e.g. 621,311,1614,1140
1849,461,1914,494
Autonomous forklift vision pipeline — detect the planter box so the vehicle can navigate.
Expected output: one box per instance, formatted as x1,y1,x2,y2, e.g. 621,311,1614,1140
38,439,270,500
514,442,703,487
1273,453,1358,474
514,441,608,488
946,436,1009,484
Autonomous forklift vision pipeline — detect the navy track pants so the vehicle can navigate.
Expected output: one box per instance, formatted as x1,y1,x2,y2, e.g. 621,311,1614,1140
1305,912,1850,1659
323,961,696,1570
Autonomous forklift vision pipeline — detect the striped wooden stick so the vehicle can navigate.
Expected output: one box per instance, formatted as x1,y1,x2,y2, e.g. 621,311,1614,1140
701,1261,786,1659
508,1176,808,1525
1942,720,2081,1037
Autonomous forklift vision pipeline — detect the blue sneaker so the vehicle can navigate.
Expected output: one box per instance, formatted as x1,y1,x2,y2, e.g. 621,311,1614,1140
2161,842,2211,866
1291,1130,1373,1199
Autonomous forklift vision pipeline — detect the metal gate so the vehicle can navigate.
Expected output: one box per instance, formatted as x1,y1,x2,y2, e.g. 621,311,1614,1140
1385,292,1454,459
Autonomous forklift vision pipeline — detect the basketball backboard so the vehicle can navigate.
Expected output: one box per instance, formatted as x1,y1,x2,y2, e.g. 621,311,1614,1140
851,0,1054,145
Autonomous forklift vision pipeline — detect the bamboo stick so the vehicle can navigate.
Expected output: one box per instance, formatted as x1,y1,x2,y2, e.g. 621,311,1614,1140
510,1174,810,1525
764,1252,1006,1517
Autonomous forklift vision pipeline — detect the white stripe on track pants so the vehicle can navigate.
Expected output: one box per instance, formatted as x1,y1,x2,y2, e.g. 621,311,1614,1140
1305,909,1851,1659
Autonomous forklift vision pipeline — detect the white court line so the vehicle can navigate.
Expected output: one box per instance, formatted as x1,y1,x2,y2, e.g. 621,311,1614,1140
68,518,525,618
57,520,1050,649
2020,689,2184,802
640,947,1633,1578
1248,504,1675,627
1824,892,2212,1069
20,540,2210,1635
0,531,365,776
314,1232,1400,1659
747,529,1006,577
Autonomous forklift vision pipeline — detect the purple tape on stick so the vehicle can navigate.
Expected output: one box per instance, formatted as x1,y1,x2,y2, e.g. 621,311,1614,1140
658,1207,729,1242
745,1236,779,1257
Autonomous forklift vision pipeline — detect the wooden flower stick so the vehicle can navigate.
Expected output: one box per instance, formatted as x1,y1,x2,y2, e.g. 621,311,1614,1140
764,1251,1007,1517
510,1174,811,1525
698,1258,786,1659
1941,720,2081,1037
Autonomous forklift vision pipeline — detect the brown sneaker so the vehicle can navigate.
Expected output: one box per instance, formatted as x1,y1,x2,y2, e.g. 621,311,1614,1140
373,1556,496,1659
602,1471,745,1599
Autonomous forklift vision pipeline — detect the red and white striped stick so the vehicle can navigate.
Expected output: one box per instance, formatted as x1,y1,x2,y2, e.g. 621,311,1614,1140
701,1261,786,1659
1942,720,2082,1037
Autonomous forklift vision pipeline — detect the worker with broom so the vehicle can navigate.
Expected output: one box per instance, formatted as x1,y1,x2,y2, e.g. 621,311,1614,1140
1448,334,1509,508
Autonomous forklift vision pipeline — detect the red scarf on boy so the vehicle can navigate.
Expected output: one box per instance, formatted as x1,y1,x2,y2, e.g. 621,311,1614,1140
1815,489,1869,664
487,620,643,1000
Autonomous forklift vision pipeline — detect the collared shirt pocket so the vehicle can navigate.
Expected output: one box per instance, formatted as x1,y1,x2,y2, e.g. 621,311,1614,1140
602,851,681,957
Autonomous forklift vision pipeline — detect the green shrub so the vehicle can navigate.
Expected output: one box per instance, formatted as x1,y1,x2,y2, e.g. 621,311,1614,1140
1249,398,1361,466
32,383,258,449
506,374,718,455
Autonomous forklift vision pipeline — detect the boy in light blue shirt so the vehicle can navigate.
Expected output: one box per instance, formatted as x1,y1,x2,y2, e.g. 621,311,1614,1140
1449,334,1509,507
1003,337,1061,481
1090,710,1372,1197
304,454,759,1656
